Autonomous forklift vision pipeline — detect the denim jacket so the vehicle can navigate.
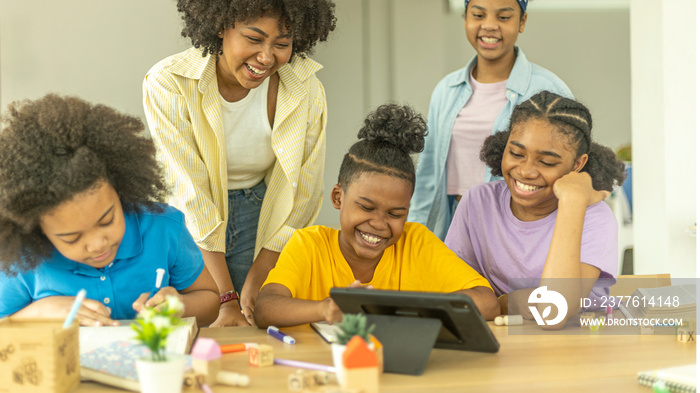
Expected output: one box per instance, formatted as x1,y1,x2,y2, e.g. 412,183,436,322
408,47,573,239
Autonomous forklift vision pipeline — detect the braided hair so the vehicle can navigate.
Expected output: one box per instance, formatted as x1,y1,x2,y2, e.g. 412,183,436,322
338,104,427,191
480,91,626,191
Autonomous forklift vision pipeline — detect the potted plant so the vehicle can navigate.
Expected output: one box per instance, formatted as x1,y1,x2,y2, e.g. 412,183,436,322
132,296,186,393
331,313,376,384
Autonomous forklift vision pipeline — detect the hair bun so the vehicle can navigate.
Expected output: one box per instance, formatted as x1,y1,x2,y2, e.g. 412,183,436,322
357,104,427,154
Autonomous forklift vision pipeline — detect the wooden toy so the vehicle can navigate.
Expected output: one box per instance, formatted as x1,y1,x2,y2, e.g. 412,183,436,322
677,328,695,343
191,337,222,385
639,324,655,335
217,370,251,387
182,371,205,390
341,336,379,393
494,315,523,326
313,370,336,386
0,318,80,393
249,344,274,367
287,369,316,391
579,312,596,327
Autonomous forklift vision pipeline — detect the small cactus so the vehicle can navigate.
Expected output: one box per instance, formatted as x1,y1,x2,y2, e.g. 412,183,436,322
335,313,375,345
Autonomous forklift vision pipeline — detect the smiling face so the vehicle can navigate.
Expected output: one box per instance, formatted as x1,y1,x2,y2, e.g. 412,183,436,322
464,0,526,67
502,118,587,221
40,181,126,268
216,16,293,97
331,173,413,267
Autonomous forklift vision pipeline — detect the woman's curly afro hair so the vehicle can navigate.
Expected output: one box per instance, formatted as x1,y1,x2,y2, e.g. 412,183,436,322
480,91,626,192
338,104,427,191
0,94,168,274
178,0,337,59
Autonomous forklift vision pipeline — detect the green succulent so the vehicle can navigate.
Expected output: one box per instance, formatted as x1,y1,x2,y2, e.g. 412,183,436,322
335,313,375,345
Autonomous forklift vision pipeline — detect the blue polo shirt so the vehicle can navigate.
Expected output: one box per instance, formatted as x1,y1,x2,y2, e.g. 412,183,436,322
0,204,204,319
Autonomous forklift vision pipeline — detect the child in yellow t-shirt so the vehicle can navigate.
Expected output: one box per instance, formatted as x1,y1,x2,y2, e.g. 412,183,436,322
254,104,499,328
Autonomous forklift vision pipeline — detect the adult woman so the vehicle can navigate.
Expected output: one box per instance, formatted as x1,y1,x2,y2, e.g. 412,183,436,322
143,0,336,326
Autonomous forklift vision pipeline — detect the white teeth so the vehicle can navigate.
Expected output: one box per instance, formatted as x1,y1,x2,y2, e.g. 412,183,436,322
515,180,541,192
360,231,382,244
245,64,265,76
481,37,500,44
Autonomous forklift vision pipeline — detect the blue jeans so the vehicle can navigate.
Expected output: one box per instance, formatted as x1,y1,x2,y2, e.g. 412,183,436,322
225,181,266,293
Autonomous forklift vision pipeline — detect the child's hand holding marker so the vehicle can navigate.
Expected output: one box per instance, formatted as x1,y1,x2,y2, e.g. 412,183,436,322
132,268,184,313
15,293,118,327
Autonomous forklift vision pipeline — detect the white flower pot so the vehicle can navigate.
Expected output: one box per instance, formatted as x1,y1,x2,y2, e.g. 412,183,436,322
136,355,185,393
331,343,347,385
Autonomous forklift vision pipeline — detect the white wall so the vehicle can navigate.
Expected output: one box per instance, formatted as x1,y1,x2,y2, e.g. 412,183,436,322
0,0,695,277
0,0,189,120
630,0,697,277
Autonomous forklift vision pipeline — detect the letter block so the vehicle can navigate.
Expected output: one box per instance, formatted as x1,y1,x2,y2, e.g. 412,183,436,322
677,328,695,343
249,344,274,367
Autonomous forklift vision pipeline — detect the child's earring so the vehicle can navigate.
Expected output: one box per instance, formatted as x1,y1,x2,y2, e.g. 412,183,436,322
218,30,223,38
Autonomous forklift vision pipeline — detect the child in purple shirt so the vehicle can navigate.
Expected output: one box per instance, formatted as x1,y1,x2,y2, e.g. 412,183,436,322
445,91,626,328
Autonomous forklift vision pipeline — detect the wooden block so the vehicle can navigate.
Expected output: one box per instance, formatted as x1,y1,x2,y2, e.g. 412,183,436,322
288,370,317,391
639,324,655,335
342,367,378,393
249,344,274,367
182,371,204,390
677,328,695,343
579,312,596,328
192,358,221,385
0,318,80,393
313,370,336,386
287,370,306,391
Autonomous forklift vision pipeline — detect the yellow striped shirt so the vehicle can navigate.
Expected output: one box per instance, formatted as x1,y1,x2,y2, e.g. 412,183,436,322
143,47,327,256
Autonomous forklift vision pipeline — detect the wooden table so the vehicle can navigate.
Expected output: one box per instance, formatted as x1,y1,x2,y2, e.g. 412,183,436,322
75,316,695,393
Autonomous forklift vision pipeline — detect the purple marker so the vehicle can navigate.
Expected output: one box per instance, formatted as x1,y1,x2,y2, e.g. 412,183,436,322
267,326,296,344
274,358,336,373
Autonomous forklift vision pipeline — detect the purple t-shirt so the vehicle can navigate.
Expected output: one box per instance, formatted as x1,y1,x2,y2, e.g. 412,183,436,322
445,181,617,305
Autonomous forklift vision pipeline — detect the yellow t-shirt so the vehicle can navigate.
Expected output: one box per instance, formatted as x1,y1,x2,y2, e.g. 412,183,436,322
262,222,492,301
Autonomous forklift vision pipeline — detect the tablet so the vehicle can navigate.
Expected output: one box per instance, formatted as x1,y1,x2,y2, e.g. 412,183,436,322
330,288,500,353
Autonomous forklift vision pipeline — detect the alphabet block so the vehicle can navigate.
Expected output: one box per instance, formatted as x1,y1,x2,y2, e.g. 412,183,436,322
677,328,695,343
249,344,274,367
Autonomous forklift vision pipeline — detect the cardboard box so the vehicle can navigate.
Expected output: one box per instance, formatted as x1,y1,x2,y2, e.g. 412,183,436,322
0,318,79,393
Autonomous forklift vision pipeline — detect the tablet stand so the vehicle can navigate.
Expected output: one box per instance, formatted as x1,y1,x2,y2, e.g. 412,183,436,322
365,314,441,375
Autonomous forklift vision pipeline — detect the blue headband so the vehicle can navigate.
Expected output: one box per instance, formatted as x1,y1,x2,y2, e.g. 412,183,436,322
465,0,528,13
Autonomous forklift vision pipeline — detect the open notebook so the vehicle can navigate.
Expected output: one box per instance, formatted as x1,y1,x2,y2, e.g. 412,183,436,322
311,321,340,343
79,317,197,390
79,316,197,355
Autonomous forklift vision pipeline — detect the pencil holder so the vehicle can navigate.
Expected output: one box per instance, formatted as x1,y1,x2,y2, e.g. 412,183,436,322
0,317,80,393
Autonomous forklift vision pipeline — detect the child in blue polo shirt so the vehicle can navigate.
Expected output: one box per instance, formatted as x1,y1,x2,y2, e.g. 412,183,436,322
0,94,220,326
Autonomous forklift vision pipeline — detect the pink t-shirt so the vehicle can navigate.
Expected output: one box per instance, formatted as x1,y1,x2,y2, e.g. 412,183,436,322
445,76,507,196
445,181,618,306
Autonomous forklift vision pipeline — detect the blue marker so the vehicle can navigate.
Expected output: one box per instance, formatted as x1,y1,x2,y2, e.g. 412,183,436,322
149,268,166,297
63,289,87,328
267,326,296,344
